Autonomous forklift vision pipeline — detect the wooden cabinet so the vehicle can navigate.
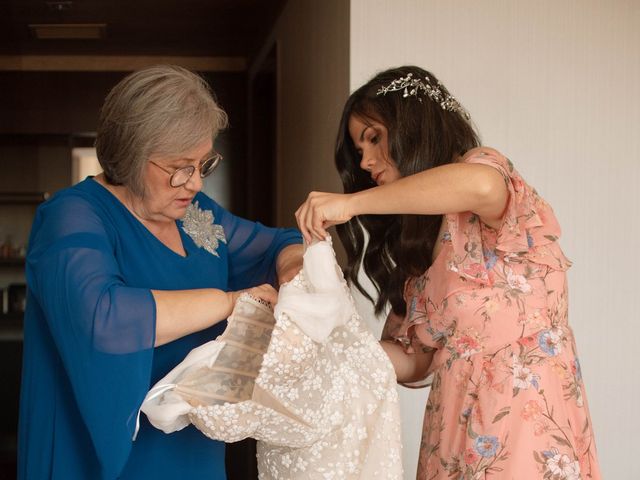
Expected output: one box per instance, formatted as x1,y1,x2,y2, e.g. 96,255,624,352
0,135,69,341
0,192,49,341
0,128,73,475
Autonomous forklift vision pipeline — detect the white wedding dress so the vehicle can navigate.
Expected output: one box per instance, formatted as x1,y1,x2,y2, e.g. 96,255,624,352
140,240,403,479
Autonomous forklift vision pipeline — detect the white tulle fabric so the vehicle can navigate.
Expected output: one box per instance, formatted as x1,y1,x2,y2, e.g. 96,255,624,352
140,239,402,479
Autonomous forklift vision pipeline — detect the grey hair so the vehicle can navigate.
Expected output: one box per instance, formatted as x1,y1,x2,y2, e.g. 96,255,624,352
95,65,228,196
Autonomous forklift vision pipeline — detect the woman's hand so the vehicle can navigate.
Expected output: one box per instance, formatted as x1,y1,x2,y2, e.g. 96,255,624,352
247,283,279,305
380,340,434,384
295,191,355,242
228,283,279,309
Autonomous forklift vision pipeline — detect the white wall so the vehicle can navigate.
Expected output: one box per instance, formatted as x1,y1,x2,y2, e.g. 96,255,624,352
350,0,640,478
254,0,350,228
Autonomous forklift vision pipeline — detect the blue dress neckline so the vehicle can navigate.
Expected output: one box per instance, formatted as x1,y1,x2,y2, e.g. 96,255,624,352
82,177,197,261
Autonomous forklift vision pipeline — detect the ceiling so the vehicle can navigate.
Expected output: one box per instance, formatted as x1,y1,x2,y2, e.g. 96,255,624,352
0,0,287,59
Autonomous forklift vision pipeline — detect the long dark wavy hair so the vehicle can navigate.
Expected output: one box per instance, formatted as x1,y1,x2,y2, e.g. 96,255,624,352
335,66,480,316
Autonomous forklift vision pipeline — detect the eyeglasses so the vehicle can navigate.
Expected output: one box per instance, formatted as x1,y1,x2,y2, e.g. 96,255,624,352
149,152,223,188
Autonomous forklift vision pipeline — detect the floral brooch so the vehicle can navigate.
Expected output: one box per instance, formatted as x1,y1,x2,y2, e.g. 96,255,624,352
181,201,226,257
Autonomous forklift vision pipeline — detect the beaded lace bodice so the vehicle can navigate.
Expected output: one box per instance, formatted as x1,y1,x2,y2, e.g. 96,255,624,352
141,240,402,479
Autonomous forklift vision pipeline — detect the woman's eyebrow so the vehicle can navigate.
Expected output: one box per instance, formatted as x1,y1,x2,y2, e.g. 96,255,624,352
177,150,213,163
359,126,371,142
200,150,214,161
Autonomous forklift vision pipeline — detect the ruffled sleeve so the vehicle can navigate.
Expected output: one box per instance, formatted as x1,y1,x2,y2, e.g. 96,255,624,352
447,147,571,287
26,193,156,478
381,147,571,367
194,193,303,289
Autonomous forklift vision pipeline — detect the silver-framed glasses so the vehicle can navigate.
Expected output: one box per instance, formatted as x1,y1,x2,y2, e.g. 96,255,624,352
150,152,223,188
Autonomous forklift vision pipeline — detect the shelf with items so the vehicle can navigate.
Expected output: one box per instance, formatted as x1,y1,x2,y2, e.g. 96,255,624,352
0,198,38,341
1,282,26,336
0,192,47,265
0,135,73,344
0,315,23,342
0,191,50,205
0,242,27,266
0,258,25,268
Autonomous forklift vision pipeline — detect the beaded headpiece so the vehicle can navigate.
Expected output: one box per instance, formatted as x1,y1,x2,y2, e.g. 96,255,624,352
376,73,470,119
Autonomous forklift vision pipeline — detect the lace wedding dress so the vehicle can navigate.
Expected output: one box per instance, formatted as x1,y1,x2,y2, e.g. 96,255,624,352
140,240,402,479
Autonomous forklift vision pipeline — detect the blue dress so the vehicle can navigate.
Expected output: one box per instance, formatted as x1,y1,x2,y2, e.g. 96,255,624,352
18,178,302,480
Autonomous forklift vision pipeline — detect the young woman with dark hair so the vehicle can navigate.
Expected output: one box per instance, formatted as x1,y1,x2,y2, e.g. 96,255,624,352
296,66,601,479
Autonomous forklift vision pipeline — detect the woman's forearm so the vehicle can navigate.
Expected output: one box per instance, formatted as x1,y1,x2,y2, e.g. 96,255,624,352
152,288,236,346
296,162,509,242
381,340,434,384
276,243,304,285
349,162,507,224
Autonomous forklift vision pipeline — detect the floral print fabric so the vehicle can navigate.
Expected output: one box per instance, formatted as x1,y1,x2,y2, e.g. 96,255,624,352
383,148,601,479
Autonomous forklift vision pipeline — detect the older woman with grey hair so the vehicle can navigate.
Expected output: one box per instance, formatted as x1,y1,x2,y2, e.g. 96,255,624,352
18,65,303,480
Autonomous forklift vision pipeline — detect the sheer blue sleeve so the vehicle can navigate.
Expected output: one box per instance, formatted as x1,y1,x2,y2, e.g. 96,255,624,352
197,194,302,289
26,194,156,478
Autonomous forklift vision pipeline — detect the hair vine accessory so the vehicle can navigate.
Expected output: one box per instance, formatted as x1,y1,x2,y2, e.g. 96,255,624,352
376,73,470,119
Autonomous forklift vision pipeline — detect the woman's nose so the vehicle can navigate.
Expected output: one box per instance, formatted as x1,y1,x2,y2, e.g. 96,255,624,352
184,172,203,193
360,151,374,172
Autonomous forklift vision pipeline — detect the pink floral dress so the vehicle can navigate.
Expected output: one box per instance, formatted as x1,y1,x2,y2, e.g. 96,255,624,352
383,148,601,479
